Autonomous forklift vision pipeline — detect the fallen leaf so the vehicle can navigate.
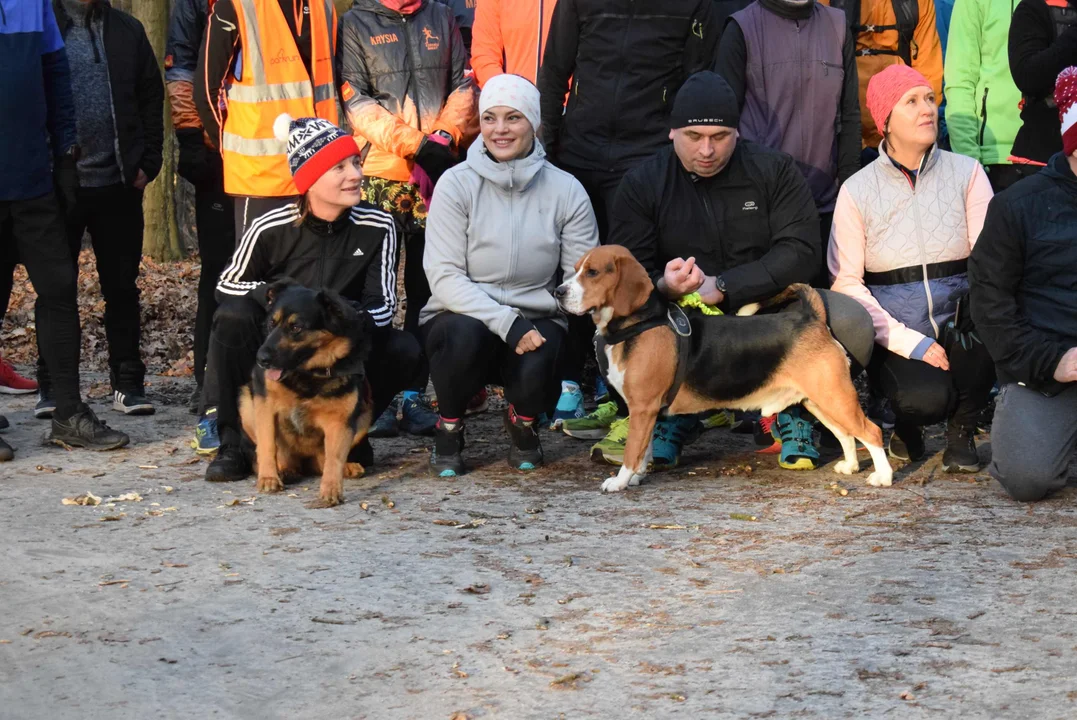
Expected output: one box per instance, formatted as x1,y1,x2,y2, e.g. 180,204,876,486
460,584,490,595
36,465,61,473
138,465,159,470
98,579,130,586
645,524,685,530
269,527,300,537
99,514,126,522
62,492,101,506
103,492,142,503
161,562,188,568
34,631,71,639
163,486,174,493
449,713,468,720
900,691,915,701
729,513,758,522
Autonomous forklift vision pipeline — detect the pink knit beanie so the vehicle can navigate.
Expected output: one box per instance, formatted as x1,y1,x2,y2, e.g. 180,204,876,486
866,65,932,138
1055,66,1077,156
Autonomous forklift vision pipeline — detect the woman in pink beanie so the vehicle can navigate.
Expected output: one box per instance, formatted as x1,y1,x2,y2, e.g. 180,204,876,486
829,64,997,474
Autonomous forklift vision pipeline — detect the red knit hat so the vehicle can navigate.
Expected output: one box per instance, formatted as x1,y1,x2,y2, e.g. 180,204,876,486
273,113,361,195
1055,66,1077,156
866,65,932,139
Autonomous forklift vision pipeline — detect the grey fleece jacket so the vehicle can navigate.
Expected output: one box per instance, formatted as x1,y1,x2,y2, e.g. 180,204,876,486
419,137,599,346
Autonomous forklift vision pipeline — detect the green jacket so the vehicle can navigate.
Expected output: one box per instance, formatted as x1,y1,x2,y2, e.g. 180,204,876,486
943,0,1023,165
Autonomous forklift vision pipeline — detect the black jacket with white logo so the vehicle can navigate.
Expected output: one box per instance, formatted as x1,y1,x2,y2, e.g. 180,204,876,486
216,202,398,327
611,141,820,310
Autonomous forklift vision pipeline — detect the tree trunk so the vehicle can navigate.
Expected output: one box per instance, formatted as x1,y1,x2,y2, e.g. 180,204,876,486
116,0,183,261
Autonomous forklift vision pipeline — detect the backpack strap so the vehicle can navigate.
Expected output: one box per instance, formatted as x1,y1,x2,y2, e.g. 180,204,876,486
833,0,919,65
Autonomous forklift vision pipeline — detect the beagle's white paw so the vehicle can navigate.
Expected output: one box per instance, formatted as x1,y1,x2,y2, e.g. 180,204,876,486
833,458,860,475
867,470,893,487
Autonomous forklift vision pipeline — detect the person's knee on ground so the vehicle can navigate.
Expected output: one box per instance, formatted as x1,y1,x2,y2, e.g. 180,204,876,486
990,454,1069,502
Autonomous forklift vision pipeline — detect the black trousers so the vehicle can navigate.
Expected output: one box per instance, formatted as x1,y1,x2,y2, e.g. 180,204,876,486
560,165,625,386
422,312,566,420
193,180,236,390
867,334,996,429
47,184,146,389
0,192,82,416
203,295,421,447
400,223,430,391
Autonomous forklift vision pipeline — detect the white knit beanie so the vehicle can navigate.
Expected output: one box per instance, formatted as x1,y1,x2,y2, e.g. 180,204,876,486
479,74,541,132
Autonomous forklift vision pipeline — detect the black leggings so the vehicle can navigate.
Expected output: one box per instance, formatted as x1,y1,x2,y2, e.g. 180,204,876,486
422,312,565,420
867,334,996,429
192,178,236,390
203,296,422,447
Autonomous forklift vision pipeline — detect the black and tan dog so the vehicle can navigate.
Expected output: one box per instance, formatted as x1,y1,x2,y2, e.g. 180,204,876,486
555,245,893,493
238,282,374,508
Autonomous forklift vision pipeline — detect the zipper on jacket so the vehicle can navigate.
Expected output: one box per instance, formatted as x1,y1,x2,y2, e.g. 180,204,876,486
978,87,989,147
606,4,636,171
535,0,544,82
400,13,422,128
699,187,724,270
909,154,939,338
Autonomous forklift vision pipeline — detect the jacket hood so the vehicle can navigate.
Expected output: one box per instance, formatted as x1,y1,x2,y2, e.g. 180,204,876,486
465,137,547,191
1042,152,1077,192
353,0,424,17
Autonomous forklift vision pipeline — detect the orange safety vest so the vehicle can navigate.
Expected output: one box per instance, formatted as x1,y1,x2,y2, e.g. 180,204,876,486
222,0,343,197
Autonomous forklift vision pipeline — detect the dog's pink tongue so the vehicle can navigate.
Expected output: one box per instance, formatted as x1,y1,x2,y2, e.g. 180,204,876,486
265,368,282,382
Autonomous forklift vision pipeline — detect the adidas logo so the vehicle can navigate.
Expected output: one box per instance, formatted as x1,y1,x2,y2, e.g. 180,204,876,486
352,247,364,257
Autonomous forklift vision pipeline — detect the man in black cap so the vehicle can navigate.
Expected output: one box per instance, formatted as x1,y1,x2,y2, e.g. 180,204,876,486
586,71,875,472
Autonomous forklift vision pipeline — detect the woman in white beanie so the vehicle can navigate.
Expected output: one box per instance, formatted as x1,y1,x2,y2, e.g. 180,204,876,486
419,74,599,477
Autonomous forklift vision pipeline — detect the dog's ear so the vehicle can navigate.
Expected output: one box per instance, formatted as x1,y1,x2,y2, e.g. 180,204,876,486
264,278,297,309
317,289,360,336
611,252,654,317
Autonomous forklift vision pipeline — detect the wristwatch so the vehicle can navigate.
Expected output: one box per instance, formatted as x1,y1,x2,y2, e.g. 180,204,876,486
432,129,455,149
714,275,727,295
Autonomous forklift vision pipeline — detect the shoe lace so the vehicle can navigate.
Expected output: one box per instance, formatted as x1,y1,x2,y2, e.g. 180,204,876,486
591,401,618,422
606,416,630,442
777,414,813,447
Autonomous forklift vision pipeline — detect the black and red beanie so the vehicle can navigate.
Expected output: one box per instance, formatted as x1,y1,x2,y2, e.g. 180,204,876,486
273,113,360,194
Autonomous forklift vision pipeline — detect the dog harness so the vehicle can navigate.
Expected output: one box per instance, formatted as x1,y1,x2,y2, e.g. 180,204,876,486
593,291,695,410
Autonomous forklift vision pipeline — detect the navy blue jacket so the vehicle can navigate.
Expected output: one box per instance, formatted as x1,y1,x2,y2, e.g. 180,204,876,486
970,152,1077,393
0,0,78,201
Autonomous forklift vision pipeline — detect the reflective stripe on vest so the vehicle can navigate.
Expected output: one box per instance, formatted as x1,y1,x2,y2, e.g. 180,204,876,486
223,0,340,197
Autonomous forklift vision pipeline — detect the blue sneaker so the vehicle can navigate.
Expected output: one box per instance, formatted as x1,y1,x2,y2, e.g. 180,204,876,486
550,380,586,429
651,414,702,469
594,376,610,404
775,406,819,470
192,408,220,455
399,392,439,436
368,397,400,438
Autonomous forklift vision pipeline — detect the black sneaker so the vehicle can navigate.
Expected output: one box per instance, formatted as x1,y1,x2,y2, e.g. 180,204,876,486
0,434,12,462
400,394,440,436
888,423,925,462
504,405,543,471
942,424,980,473
48,405,130,451
112,389,155,416
35,393,56,419
867,395,896,430
430,419,465,478
205,444,251,482
368,397,401,438
347,436,374,467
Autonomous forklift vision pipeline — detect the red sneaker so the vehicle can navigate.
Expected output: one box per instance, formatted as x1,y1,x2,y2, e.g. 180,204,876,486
0,357,37,394
465,388,489,416
754,414,781,454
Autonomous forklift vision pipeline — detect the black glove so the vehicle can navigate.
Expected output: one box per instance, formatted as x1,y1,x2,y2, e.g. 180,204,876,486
53,151,79,219
413,135,458,187
176,128,216,187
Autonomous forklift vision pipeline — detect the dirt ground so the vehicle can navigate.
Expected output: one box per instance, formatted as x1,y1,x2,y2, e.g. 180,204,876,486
1,372,1076,720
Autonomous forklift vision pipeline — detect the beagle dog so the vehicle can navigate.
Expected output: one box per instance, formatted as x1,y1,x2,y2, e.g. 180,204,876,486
555,245,893,493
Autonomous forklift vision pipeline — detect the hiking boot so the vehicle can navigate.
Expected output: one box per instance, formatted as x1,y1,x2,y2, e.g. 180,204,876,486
188,384,202,415
0,434,12,462
192,408,220,455
466,388,490,416
590,415,630,465
889,422,925,462
35,393,56,420
505,405,543,470
775,406,819,470
430,418,465,478
48,405,129,451
0,357,37,394
205,444,251,482
368,397,400,438
399,393,439,436
563,400,621,440
112,390,155,416
942,423,980,473
652,415,702,469
550,380,586,429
